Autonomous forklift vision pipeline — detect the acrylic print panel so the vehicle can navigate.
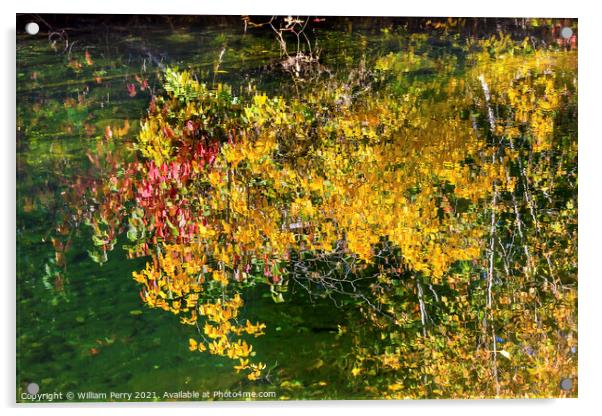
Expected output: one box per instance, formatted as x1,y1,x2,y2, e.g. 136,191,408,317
16,14,577,402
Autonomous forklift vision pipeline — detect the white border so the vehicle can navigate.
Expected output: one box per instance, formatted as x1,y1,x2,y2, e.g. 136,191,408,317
3,1,600,415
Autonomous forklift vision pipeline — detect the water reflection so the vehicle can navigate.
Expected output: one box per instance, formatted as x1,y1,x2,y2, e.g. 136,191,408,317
17,16,577,400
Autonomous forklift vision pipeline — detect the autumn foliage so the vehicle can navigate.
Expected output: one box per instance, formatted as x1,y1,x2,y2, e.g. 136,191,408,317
54,33,577,397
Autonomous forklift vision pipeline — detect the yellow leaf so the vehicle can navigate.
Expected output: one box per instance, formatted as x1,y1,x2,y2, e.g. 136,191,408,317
188,338,198,352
